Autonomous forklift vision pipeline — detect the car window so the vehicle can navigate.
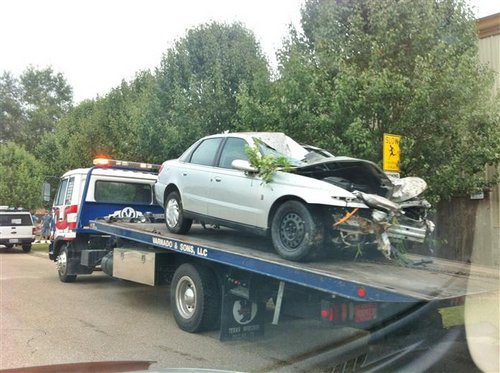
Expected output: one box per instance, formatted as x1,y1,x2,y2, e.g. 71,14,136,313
179,141,199,162
0,214,32,226
189,138,223,166
94,181,152,204
218,138,249,169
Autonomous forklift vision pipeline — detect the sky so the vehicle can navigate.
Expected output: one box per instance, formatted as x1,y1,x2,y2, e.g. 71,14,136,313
0,0,498,103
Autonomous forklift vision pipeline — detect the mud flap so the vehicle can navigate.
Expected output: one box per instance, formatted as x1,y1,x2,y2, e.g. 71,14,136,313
219,277,265,341
48,241,55,260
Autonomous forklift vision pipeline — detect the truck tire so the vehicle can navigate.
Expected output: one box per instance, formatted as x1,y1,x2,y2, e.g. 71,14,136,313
57,244,77,283
4,244,14,249
171,263,221,333
165,191,192,234
271,200,324,261
22,244,32,253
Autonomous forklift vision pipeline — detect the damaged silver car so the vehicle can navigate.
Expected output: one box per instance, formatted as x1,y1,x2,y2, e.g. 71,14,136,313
154,132,434,261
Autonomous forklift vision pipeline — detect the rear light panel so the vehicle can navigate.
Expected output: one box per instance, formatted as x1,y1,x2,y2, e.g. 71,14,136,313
321,300,378,325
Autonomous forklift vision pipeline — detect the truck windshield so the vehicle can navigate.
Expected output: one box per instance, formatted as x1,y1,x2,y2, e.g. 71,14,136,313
94,181,152,204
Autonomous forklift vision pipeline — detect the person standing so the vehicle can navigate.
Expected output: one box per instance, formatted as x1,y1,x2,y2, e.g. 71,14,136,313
41,212,52,241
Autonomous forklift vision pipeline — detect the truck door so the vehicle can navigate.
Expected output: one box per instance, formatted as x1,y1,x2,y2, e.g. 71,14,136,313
53,176,77,238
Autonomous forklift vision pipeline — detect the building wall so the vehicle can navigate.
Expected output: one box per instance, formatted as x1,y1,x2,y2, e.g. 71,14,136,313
473,13,500,266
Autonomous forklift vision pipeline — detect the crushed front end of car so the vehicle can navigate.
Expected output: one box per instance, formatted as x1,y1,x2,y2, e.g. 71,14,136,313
295,157,435,260
330,188,434,259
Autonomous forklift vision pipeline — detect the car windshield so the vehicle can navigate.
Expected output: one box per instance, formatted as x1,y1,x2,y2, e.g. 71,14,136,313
255,138,305,167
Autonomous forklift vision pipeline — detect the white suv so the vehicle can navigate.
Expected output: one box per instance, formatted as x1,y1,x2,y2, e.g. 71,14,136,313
0,207,35,252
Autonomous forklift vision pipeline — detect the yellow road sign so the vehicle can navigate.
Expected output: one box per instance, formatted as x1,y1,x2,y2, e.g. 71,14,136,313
383,133,401,172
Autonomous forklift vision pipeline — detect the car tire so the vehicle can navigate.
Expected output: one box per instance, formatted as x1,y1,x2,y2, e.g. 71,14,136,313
22,244,32,253
271,200,324,261
165,191,192,234
171,263,221,333
57,244,77,283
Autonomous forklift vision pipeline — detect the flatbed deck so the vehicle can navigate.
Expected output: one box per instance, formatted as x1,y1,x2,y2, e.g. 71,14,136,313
92,220,499,303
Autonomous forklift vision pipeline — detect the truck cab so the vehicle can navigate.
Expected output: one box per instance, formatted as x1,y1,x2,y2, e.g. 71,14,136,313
49,159,164,282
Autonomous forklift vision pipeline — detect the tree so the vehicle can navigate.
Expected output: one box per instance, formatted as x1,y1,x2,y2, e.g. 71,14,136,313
152,22,271,160
35,99,100,176
0,72,23,144
261,0,499,202
0,66,73,149
36,70,164,171
0,142,44,208
36,23,271,169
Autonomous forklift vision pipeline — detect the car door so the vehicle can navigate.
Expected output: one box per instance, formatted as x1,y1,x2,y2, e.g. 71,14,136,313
207,137,266,229
179,137,223,215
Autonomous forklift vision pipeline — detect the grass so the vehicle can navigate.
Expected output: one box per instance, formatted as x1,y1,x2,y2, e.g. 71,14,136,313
439,305,465,328
32,243,49,252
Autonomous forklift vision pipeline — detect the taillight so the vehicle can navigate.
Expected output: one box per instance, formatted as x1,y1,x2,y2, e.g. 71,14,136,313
158,164,165,174
321,303,339,322
65,205,78,230
322,301,377,324
357,287,366,298
32,227,36,235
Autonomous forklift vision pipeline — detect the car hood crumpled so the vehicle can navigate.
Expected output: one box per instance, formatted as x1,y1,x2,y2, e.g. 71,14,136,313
292,157,394,198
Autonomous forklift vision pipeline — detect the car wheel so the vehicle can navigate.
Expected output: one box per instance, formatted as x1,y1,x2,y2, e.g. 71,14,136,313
271,200,324,261
171,263,221,333
165,191,192,234
22,244,32,253
56,244,77,283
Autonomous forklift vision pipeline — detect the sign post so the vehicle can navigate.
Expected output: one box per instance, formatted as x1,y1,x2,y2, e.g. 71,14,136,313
383,133,401,175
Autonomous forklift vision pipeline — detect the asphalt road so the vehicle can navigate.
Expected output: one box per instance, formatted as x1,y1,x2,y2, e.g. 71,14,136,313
0,248,364,372
0,247,482,372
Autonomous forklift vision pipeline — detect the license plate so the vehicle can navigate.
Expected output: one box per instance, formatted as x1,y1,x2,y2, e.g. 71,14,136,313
9,238,19,243
354,303,377,323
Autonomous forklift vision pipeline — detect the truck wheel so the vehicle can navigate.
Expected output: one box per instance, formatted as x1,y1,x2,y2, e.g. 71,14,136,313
22,244,32,253
56,244,77,283
171,263,221,333
4,244,14,249
271,200,324,261
165,191,192,234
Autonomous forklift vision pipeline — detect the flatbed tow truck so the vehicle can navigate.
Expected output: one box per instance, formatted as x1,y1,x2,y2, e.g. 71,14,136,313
90,219,498,336
48,159,499,369
92,220,494,304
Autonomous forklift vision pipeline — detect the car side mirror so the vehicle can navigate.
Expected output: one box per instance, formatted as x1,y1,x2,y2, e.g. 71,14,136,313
232,159,258,174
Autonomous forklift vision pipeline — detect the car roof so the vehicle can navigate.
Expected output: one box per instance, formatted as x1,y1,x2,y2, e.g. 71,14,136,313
202,131,284,140
202,132,308,159
0,210,31,215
